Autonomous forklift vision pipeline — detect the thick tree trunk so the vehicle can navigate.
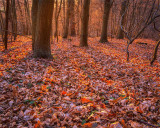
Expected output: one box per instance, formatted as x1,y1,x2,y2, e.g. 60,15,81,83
63,0,71,39
31,0,39,51
34,0,54,58
117,0,128,39
100,0,112,43
80,0,90,47
70,0,76,36
4,0,9,50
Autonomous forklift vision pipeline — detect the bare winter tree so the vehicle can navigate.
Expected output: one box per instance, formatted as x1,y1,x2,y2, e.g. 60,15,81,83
120,0,160,61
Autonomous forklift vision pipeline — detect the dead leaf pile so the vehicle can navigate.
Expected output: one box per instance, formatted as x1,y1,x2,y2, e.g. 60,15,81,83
0,37,160,128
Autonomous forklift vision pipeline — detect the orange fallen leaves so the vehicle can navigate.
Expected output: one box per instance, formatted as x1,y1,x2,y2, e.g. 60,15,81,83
120,119,127,128
61,91,67,95
34,120,41,128
81,98,92,104
135,106,143,113
83,123,92,127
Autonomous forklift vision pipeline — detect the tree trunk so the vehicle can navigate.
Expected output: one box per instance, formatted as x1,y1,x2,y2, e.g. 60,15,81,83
31,0,39,51
63,0,71,39
11,0,17,41
63,0,66,33
117,0,128,39
24,0,32,35
4,0,9,50
54,0,58,37
34,0,54,58
80,0,90,47
54,0,62,42
17,0,26,34
0,11,4,42
70,0,76,36
150,40,160,65
100,0,112,43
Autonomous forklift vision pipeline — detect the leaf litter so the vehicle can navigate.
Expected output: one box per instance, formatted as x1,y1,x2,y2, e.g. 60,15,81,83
0,37,160,128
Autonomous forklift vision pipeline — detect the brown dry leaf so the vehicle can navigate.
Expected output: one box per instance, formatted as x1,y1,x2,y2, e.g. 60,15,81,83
129,121,142,128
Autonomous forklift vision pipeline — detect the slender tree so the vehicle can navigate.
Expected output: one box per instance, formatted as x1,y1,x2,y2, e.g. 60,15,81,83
4,0,9,50
54,0,62,41
151,40,160,65
117,0,129,39
80,0,90,47
70,0,76,36
63,0,71,38
100,0,112,43
11,0,17,40
33,0,54,58
24,0,31,35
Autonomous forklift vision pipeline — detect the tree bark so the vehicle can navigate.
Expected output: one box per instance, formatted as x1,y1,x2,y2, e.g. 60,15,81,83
70,0,76,36
32,0,39,51
4,0,9,50
117,0,128,39
150,40,160,65
54,0,62,41
24,0,32,35
11,0,17,41
100,0,112,43
63,0,71,38
80,0,90,47
34,0,54,58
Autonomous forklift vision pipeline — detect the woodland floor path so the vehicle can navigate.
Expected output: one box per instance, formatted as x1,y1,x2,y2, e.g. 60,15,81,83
0,37,160,128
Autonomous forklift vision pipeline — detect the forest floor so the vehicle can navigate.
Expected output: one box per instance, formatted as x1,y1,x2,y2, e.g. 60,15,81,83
0,37,160,128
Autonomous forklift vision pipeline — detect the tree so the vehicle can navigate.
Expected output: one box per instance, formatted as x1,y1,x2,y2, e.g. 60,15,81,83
24,0,31,35
100,0,113,43
70,0,76,36
120,0,160,61
4,0,9,50
63,0,71,38
33,0,54,58
31,0,39,51
151,40,160,65
117,0,129,39
54,0,62,42
80,0,91,47
11,0,17,40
